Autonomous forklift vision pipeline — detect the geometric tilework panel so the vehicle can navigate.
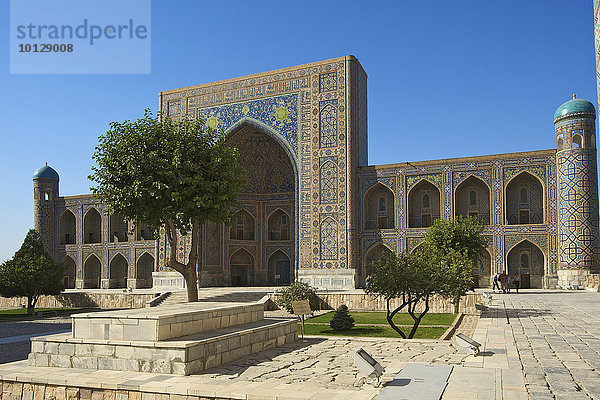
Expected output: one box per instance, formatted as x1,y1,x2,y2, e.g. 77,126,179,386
196,93,299,159
320,218,338,260
319,101,337,148
320,160,338,204
557,149,600,270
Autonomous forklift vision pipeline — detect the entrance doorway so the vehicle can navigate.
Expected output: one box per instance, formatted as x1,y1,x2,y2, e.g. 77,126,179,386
231,265,248,286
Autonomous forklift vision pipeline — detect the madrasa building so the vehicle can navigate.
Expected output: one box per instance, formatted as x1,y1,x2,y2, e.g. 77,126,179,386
32,55,600,291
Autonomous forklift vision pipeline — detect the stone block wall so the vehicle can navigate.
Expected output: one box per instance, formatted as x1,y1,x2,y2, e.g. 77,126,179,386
585,274,600,291
0,292,156,310
268,292,482,314
29,319,297,375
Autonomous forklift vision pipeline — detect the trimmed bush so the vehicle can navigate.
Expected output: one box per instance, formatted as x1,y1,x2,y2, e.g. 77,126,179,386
329,305,355,331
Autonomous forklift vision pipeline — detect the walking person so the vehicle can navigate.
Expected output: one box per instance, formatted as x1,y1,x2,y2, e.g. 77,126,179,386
506,275,511,293
500,272,507,294
514,275,520,294
492,273,500,292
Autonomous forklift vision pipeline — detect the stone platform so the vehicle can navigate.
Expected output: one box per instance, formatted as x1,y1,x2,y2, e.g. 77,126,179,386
28,302,297,375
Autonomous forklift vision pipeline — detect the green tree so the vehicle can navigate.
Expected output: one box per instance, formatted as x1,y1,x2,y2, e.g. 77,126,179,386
366,216,485,338
423,216,487,311
89,110,245,302
0,230,64,316
276,281,320,314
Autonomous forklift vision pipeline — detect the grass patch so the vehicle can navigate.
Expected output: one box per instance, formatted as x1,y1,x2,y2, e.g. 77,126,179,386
299,323,447,339
305,311,456,326
0,308,86,320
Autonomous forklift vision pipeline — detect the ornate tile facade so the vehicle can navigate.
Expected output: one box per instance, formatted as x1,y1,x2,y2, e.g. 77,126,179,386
32,55,600,290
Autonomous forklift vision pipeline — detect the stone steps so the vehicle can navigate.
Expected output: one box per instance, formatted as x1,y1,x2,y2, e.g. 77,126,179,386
29,317,297,375
160,290,270,306
28,301,298,375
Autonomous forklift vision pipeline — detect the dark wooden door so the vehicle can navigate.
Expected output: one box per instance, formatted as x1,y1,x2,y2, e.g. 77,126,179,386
520,274,530,289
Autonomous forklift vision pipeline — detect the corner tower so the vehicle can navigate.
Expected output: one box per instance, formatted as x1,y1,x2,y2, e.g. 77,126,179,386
33,163,59,257
554,96,600,288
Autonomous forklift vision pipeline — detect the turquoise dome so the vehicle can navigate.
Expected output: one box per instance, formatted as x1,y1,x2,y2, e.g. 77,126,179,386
554,97,596,121
33,163,59,180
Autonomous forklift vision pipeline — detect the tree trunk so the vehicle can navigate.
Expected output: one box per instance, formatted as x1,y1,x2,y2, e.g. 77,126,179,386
408,295,429,339
165,219,199,302
27,296,35,316
386,297,407,339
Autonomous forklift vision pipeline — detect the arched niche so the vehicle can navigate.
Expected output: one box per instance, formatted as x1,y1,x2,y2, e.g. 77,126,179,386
109,254,128,288
455,176,491,225
83,208,102,244
267,209,291,241
136,253,154,288
83,254,101,289
230,249,254,286
61,255,76,289
408,180,441,228
135,223,152,241
230,210,255,241
59,210,76,245
363,183,395,230
109,214,128,243
267,250,292,285
506,240,545,288
505,172,544,225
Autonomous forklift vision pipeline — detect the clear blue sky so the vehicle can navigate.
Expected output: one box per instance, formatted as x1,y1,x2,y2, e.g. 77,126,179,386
0,1,597,261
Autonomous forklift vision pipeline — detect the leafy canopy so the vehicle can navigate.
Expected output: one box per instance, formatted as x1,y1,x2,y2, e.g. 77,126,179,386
0,230,64,315
89,109,245,236
365,216,486,338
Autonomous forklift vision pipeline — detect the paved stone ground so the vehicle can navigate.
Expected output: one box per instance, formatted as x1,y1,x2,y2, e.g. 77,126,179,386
502,290,600,400
202,336,466,390
0,317,71,364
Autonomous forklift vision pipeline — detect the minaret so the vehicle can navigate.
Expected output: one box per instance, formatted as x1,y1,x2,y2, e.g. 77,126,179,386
33,163,59,257
554,95,600,288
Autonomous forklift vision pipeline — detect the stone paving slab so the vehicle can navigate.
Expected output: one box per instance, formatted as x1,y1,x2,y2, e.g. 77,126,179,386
500,290,600,400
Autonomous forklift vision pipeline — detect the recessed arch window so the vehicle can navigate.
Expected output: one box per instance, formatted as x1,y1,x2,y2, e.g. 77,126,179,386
520,187,528,204
229,210,255,240
408,180,440,228
506,172,543,225
573,134,582,149
469,190,477,206
363,183,395,230
520,253,529,267
422,193,430,209
455,176,490,225
379,196,386,212
557,137,564,151
268,209,291,241
83,208,102,244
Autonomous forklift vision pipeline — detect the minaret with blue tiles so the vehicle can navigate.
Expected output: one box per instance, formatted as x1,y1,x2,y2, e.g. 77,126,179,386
32,163,60,257
554,96,600,288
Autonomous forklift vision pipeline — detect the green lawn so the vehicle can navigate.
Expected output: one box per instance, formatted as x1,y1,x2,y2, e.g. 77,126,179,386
305,311,457,326
0,307,86,320
298,311,456,339
298,323,448,339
